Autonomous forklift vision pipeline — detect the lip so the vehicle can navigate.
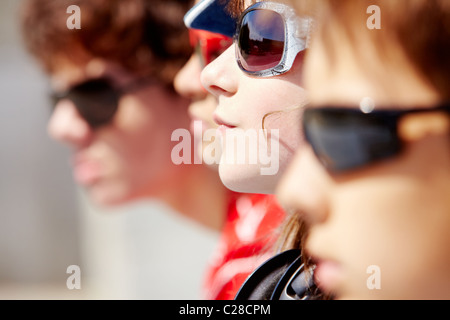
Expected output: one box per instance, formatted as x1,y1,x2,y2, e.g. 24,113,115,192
213,113,237,130
189,116,212,134
72,154,102,186
187,105,211,131
311,256,343,295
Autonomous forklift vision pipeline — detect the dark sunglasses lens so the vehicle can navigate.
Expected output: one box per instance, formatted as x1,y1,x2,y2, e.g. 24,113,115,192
303,109,401,172
238,9,285,72
68,79,119,128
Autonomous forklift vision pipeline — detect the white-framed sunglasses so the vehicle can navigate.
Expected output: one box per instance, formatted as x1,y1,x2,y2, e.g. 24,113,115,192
235,1,313,77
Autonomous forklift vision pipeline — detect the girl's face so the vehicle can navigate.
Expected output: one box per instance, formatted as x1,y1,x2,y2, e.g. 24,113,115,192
49,58,190,206
174,28,233,170
200,6,308,194
201,45,307,194
277,31,450,299
174,53,219,168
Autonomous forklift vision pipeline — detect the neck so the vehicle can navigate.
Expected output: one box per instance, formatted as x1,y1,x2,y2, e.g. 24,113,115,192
152,163,230,231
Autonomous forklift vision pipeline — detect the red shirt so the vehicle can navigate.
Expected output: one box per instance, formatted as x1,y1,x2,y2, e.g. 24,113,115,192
202,193,286,300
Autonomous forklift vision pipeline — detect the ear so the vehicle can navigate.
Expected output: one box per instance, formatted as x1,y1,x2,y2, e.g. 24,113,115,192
398,112,450,142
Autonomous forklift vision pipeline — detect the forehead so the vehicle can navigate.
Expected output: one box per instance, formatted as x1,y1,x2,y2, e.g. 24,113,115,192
50,58,128,91
50,60,91,92
303,30,440,108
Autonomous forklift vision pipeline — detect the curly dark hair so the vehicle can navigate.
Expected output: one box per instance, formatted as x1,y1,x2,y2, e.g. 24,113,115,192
21,0,194,87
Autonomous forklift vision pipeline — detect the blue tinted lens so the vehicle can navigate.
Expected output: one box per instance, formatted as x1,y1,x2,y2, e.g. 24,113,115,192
238,9,285,72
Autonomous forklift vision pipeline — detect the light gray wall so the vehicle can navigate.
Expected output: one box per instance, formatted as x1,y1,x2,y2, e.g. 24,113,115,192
0,0,81,285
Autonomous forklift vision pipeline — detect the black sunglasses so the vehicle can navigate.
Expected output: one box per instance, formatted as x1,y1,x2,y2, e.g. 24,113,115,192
303,103,450,173
50,77,155,128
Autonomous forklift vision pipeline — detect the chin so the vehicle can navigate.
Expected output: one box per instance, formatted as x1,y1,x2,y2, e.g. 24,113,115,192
218,163,277,194
86,184,135,208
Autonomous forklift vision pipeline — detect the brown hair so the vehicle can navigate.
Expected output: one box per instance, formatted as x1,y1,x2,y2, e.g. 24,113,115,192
298,0,450,100
225,0,248,18
226,0,296,17
21,0,194,87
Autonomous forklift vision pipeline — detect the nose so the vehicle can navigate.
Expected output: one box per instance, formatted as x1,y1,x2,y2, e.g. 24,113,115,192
276,146,332,227
47,100,93,148
200,45,239,98
174,54,208,100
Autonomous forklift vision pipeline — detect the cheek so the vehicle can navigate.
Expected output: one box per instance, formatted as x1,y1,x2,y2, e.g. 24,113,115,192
110,97,177,180
263,105,305,174
333,175,450,299
218,82,308,193
243,81,307,126
241,80,307,152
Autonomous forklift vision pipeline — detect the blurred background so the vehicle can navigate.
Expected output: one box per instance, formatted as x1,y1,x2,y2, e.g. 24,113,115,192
0,0,218,299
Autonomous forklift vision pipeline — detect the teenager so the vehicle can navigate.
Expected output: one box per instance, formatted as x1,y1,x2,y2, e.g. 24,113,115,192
182,0,320,299
174,0,286,299
199,0,311,195
277,0,450,299
20,0,230,231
